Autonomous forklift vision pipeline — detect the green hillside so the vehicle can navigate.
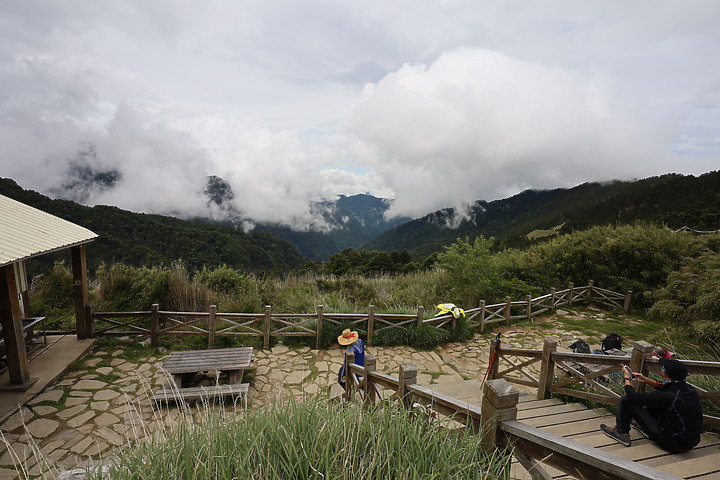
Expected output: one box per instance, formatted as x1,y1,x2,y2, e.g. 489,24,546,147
365,171,720,256
0,178,306,274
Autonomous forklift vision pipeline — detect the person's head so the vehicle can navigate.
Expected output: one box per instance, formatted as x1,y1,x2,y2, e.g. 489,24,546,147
654,346,669,357
338,328,358,346
659,357,688,381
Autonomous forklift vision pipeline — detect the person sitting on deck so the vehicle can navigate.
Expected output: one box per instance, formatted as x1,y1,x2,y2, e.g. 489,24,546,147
600,358,703,452
337,329,365,387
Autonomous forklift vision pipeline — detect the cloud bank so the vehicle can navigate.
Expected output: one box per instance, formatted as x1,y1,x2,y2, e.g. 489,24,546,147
1,1,718,229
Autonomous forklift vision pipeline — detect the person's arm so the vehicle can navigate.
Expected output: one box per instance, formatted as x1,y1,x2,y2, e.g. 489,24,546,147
632,372,664,389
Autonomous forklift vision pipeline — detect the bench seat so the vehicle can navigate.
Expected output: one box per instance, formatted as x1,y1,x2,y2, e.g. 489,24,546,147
152,383,249,403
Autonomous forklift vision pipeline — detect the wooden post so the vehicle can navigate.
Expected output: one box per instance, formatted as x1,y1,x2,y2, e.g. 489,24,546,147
397,363,417,408
480,379,519,451
623,290,633,313
568,282,575,306
263,305,272,349
150,304,159,348
537,338,558,400
71,245,91,339
479,300,486,333
630,341,653,392
488,337,501,380
0,265,32,387
207,305,217,349
316,305,324,349
344,350,356,402
367,305,375,347
586,280,594,303
525,295,532,322
504,296,511,326
550,287,556,313
84,304,94,339
416,306,424,327
363,354,377,407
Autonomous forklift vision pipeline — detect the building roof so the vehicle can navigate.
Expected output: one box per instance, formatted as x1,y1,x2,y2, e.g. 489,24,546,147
0,194,98,268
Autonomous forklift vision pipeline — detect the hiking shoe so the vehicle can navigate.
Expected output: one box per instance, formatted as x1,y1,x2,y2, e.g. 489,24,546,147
600,424,631,446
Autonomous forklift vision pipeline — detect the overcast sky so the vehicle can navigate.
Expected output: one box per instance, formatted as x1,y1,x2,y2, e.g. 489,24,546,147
1,1,718,228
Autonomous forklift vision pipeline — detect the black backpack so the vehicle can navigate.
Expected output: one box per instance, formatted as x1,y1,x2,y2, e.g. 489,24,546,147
602,333,623,351
568,339,591,354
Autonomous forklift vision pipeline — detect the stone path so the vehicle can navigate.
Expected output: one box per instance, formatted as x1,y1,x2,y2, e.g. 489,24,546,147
0,310,608,479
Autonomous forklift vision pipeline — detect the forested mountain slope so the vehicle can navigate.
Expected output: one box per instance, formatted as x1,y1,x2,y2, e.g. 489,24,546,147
0,178,306,274
365,171,720,256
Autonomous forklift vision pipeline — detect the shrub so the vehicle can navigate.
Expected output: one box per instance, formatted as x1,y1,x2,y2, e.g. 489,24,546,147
28,261,75,329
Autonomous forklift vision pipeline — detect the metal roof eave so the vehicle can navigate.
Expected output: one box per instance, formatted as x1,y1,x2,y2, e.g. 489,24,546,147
0,237,97,269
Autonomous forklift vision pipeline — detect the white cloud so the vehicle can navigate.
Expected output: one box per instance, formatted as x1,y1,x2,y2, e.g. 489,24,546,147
1,1,719,229
349,47,677,218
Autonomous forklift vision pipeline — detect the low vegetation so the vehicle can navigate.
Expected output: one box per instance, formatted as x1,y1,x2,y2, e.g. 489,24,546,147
86,399,512,480
29,224,719,349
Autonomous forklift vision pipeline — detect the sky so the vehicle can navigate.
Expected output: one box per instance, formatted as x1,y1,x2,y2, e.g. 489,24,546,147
1,1,719,229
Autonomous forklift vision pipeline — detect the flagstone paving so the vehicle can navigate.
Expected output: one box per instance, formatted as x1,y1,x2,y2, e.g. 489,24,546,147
0,309,610,478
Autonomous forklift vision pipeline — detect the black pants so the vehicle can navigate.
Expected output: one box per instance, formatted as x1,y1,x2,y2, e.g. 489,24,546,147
616,395,690,453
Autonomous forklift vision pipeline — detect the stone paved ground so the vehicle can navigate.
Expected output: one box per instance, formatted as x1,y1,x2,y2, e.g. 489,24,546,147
0,309,614,479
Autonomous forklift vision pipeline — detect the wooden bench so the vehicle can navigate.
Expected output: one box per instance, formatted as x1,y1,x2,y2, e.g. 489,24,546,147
153,383,249,405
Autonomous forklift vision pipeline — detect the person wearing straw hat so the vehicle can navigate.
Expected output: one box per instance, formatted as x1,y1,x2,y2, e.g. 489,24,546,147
600,357,703,452
337,328,365,387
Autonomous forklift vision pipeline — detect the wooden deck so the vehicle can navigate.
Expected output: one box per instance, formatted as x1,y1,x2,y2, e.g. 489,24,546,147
428,380,720,479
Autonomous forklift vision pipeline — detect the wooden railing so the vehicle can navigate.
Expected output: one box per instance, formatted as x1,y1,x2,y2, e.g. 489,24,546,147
488,337,720,429
342,353,683,480
91,281,630,348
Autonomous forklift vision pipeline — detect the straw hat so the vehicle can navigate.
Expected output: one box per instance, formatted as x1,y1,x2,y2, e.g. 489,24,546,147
338,328,358,345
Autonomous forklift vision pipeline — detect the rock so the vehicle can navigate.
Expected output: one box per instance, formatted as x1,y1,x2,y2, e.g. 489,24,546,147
29,389,64,405
26,418,59,438
57,405,88,420
67,411,96,428
72,379,107,390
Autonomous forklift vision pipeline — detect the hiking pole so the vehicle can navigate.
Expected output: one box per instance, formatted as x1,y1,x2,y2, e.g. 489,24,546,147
482,332,501,385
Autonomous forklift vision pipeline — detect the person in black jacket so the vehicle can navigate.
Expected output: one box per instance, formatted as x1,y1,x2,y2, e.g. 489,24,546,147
600,358,703,452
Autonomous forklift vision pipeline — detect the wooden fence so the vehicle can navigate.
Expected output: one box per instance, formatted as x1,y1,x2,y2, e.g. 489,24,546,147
90,281,631,348
487,337,720,429
341,352,683,480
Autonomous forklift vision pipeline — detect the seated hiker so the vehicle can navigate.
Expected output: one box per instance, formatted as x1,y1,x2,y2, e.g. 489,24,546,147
600,358,703,452
337,328,365,387
653,346,674,359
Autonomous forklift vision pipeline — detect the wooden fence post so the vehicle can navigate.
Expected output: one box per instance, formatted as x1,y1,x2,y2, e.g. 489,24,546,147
624,290,633,313
316,305,324,349
416,306,424,327
550,287,556,313
504,296,511,326
367,305,375,347
363,354,377,407
525,295,532,322
488,337,501,380
586,280,594,303
397,363,417,408
568,282,575,306
263,305,272,349
150,304,159,348
479,300,486,333
537,338,557,400
630,341,654,392
207,305,217,349
480,379,519,451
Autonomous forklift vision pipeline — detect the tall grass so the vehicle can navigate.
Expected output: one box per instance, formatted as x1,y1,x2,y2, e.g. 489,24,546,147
86,398,512,480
